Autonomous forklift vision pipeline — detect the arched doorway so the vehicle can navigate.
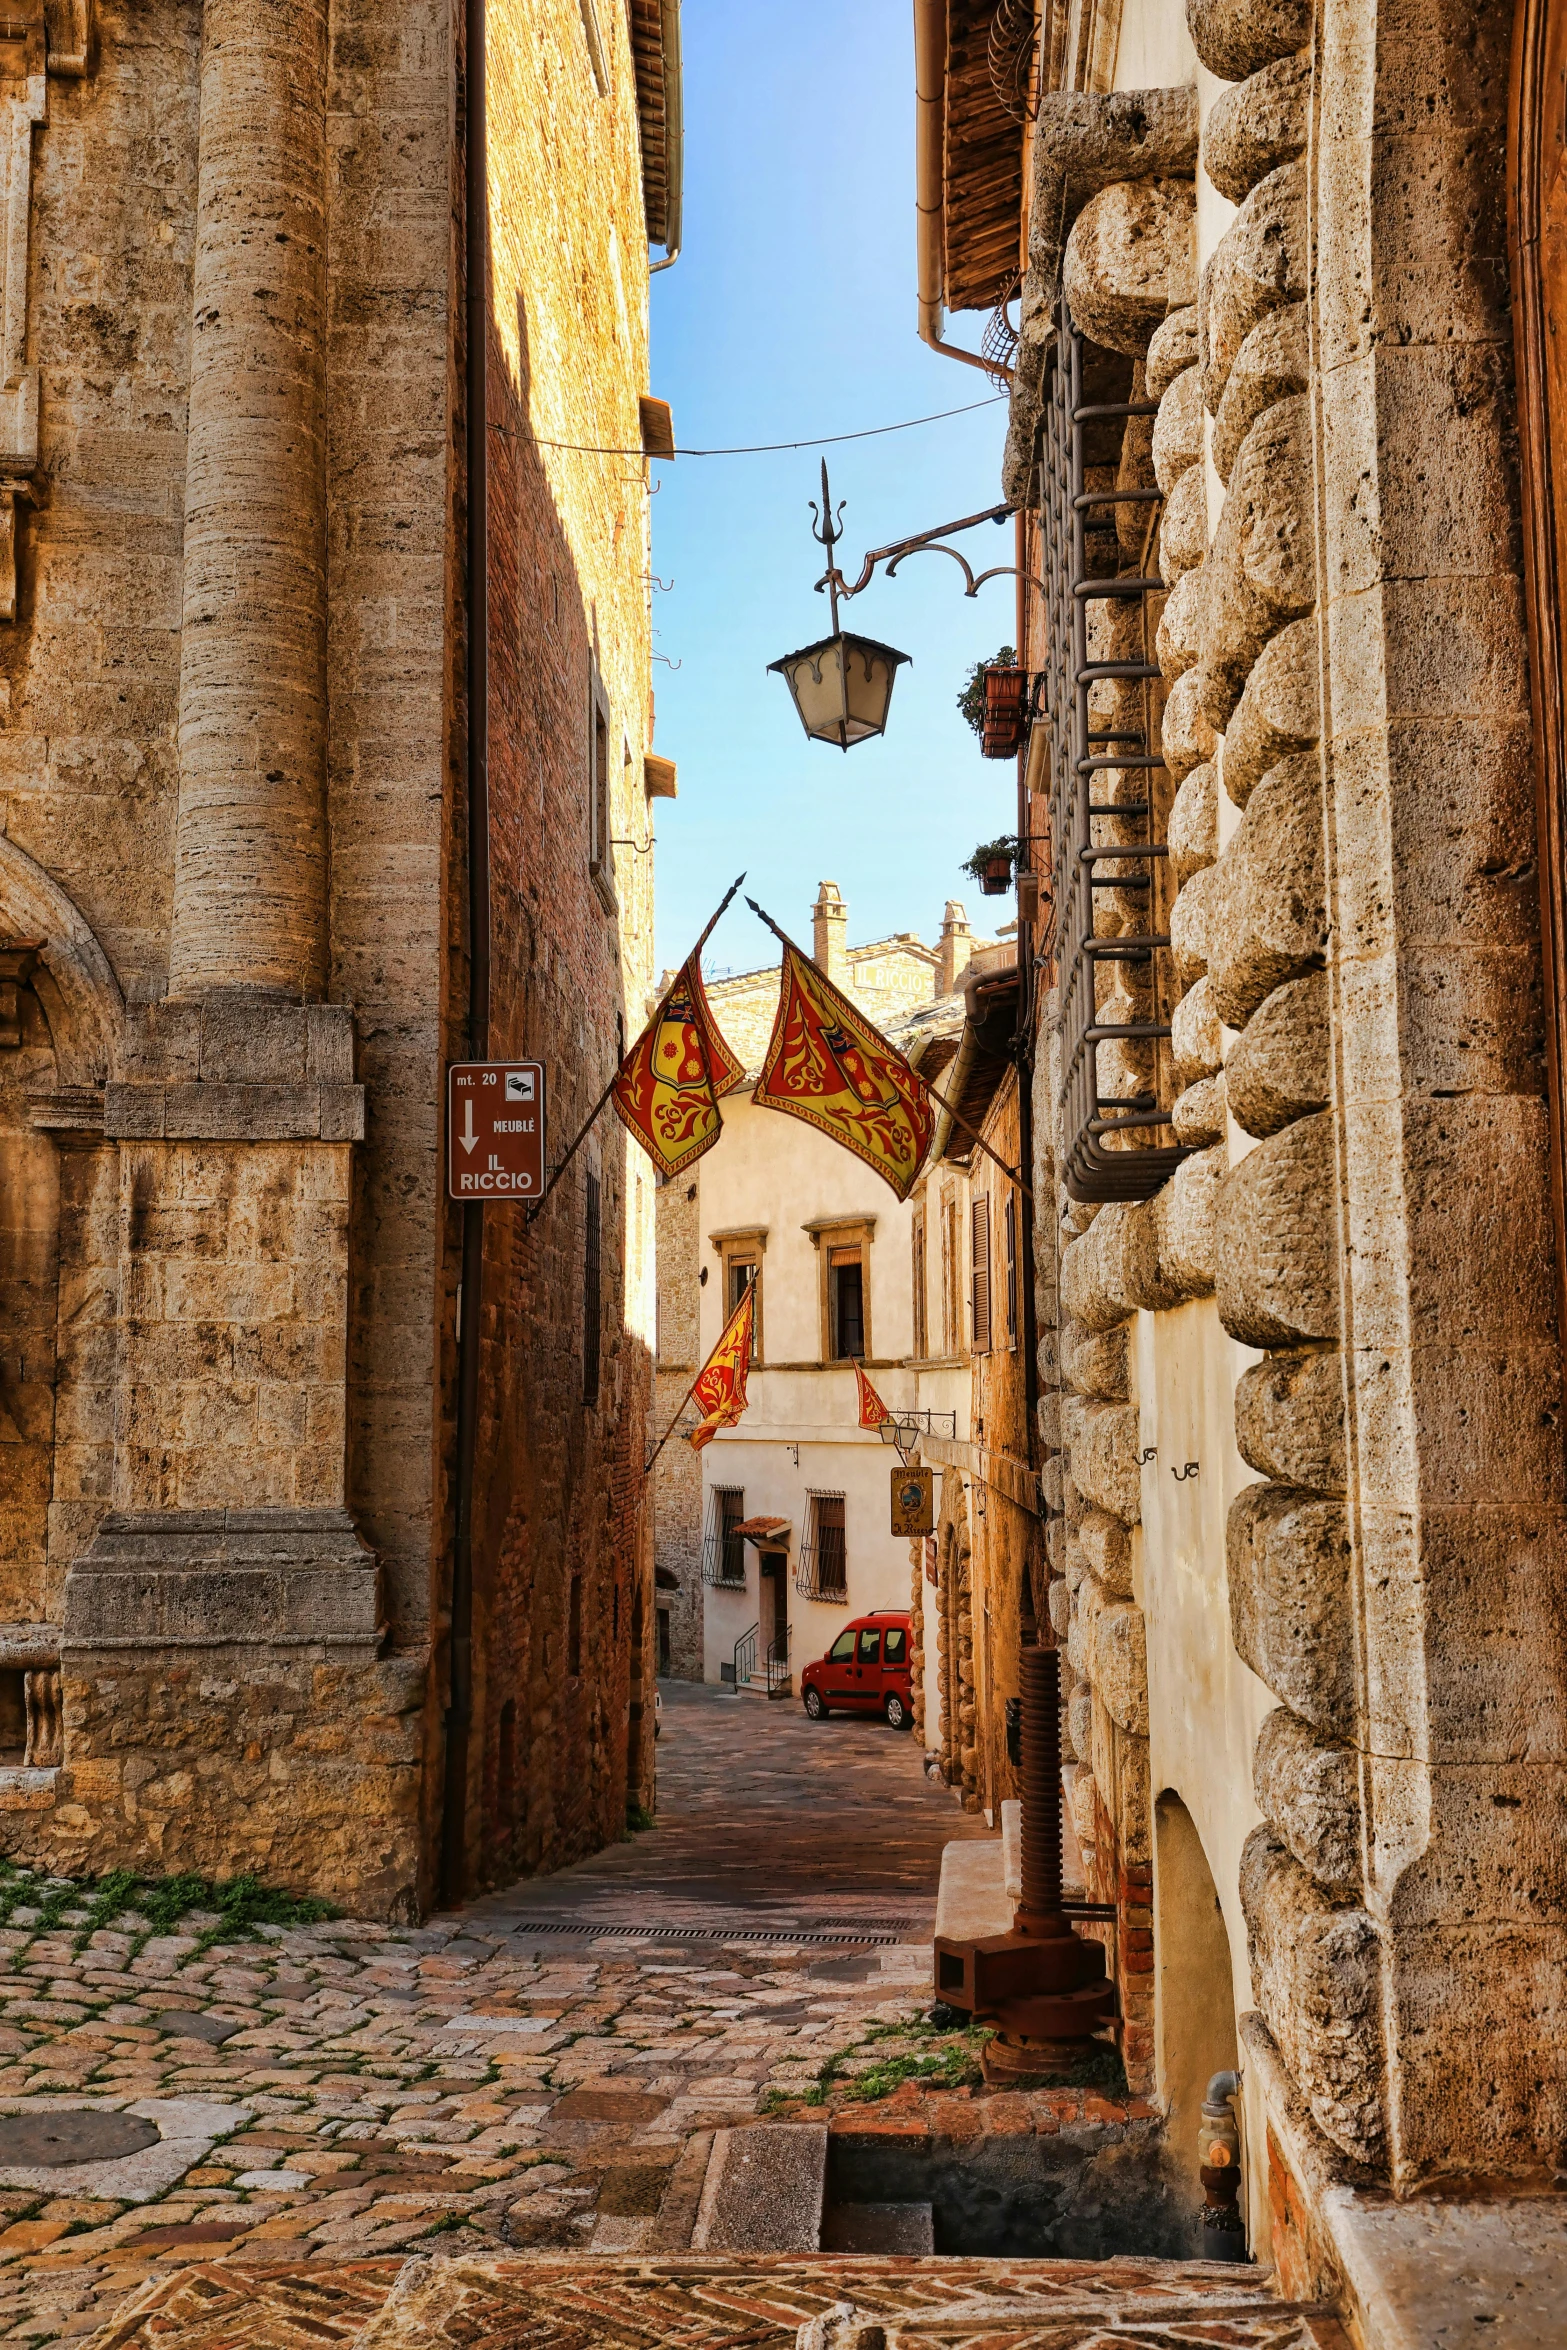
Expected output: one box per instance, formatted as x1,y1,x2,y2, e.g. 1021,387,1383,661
1153,1792,1240,2247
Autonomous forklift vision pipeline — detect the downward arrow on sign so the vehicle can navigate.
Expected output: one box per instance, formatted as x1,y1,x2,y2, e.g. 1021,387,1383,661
460,1098,477,1154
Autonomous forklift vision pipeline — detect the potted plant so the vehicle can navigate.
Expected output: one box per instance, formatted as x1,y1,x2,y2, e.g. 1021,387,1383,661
962,835,1017,897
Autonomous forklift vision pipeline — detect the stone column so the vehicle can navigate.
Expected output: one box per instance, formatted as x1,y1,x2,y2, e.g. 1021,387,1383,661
168,0,330,1001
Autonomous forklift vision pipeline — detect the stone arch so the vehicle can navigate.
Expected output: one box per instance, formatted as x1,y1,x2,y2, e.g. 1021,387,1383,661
0,835,123,1087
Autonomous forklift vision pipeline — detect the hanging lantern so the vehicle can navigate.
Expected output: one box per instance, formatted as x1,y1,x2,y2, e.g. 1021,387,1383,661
768,630,910,751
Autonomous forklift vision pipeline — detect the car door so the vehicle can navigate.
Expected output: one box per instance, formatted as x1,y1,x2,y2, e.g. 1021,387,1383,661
880,1621,909,1705
823,1626,858,1705
852,1626,883,1709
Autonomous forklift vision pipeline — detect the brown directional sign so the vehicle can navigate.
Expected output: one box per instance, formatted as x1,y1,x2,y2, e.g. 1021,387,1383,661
447,1062,546,1200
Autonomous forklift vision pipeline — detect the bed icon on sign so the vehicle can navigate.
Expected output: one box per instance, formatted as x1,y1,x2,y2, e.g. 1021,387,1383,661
505,1071,537,1103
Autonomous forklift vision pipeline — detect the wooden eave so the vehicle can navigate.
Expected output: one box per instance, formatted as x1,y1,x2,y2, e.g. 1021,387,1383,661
936,971,1021,1163
942,0,1027,312
629,0,672,246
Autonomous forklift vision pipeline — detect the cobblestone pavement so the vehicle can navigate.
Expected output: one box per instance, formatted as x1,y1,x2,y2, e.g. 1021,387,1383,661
0,1688,1322,2346
0,1686,991,2343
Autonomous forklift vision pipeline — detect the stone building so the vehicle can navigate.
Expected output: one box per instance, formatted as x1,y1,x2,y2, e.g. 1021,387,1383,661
0,0,676,1915
916,0,1567,2315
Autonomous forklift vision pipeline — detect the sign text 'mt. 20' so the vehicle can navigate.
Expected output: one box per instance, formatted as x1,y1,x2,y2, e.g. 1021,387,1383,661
447,1063,546,1200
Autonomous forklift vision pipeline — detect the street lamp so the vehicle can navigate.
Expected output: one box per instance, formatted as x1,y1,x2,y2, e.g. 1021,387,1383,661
768,463,909,751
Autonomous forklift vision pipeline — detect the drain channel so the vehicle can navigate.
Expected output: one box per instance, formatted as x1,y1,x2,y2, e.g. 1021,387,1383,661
500,1918,916,1947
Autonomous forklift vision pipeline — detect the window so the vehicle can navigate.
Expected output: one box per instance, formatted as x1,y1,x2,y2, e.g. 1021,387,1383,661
828,1249,865,1360
588,655,616,913
971,1195,992,1354
857,1628,881,1664
711,1228,767,1360
828,1628,857,1663
583,1171,602,1405
806,1216,875,1362
704,1486,747,1586
798,1492,847,1600
884,1625,907,1665
911,1210,928,1359
1004,1192,1018,1345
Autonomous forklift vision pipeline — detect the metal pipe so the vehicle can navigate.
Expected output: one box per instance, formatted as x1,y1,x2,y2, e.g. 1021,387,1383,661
913,0,1003,376
1017,1643,1065,1927
441,0,490,1912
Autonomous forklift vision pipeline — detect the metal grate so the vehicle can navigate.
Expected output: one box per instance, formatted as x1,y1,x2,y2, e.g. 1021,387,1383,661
500,1918,908,1946
1039,301,1193,1201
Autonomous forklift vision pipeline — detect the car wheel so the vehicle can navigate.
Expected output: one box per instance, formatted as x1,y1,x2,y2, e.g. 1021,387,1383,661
803,1687,826,1720
884,1692,910,1731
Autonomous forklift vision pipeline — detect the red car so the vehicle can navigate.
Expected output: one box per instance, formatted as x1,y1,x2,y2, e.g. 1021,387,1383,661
800,1611,913,1730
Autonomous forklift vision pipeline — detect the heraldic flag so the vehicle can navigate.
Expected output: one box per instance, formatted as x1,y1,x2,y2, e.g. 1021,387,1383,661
753,941,935,1201
687,1279,756,1452
612,953,746,1180
854,1360,891,1431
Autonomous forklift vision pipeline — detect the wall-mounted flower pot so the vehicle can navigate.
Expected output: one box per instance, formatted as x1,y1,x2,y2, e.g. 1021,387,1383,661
979,855,1013,896
981,666,1028,760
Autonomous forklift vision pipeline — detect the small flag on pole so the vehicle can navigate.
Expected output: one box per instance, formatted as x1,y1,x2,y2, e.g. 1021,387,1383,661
853,1360,891,1431
612,953,745,1180
687,1279,756,1452
752,939,935,1201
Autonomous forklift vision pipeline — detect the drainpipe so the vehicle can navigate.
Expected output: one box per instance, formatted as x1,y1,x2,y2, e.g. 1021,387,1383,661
648,0,683,273
441,0,490,1911
914,0,1004,377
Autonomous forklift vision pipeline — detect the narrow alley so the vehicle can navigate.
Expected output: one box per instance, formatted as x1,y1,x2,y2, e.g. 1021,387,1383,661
0,1693,1336,2348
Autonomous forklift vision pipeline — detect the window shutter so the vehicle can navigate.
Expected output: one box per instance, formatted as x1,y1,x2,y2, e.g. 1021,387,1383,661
971,1195,991,1353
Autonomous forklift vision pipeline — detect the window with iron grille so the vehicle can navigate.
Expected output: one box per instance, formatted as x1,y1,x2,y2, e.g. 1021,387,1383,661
702,1486,747,1587
971,1195,992,1354
797,1491,847,1601
1038,299,1193,1201
582,1170,602,1406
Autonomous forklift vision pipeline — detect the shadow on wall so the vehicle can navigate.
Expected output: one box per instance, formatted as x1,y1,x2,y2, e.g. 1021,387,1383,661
424,239,647,1898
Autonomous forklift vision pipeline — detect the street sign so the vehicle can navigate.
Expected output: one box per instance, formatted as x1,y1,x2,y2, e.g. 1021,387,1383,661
447,1062,546,1200
890,1464,934,1537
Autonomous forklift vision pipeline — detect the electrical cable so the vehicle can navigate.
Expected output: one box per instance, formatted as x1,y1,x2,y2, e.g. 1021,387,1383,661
488,392,1006,461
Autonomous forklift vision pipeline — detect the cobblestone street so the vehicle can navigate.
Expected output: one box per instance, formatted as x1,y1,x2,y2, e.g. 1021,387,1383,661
0,1687,1001,2343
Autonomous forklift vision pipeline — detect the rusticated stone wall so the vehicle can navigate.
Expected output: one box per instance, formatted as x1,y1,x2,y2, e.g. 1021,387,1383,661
1022,0,1566,2207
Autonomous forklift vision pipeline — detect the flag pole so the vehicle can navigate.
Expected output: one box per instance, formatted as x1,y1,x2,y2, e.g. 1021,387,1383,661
743,894,1033,1200
527,871,748,1221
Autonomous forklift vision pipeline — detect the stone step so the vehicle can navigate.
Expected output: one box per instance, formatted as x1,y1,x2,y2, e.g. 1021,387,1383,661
737,1674,793,1699
690,2122,827,2251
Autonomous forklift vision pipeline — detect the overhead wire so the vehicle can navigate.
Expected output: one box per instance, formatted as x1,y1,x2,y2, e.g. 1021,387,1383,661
487,392,1006,461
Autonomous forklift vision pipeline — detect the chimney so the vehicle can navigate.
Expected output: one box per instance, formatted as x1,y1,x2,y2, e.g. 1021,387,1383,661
813,880,848,988
938,899,972,996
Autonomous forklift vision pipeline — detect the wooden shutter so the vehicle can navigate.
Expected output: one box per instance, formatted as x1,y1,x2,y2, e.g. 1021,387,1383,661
971,1195,991,1353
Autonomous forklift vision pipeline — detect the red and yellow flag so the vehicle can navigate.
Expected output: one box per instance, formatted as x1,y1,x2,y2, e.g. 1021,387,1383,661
853,1360,890,1430
687,1280,756,1452
753,943,935,1201
612,953,745,1179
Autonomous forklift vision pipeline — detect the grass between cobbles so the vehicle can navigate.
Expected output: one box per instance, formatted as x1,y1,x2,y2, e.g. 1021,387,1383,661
0,1856,336,1962
762,2011,990,2111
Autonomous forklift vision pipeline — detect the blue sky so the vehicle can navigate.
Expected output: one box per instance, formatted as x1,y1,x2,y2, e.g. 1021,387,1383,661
647,0,1015,977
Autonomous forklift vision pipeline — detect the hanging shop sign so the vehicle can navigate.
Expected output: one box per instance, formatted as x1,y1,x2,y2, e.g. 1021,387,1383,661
447,1062,546,1200
890,1464,934,1537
